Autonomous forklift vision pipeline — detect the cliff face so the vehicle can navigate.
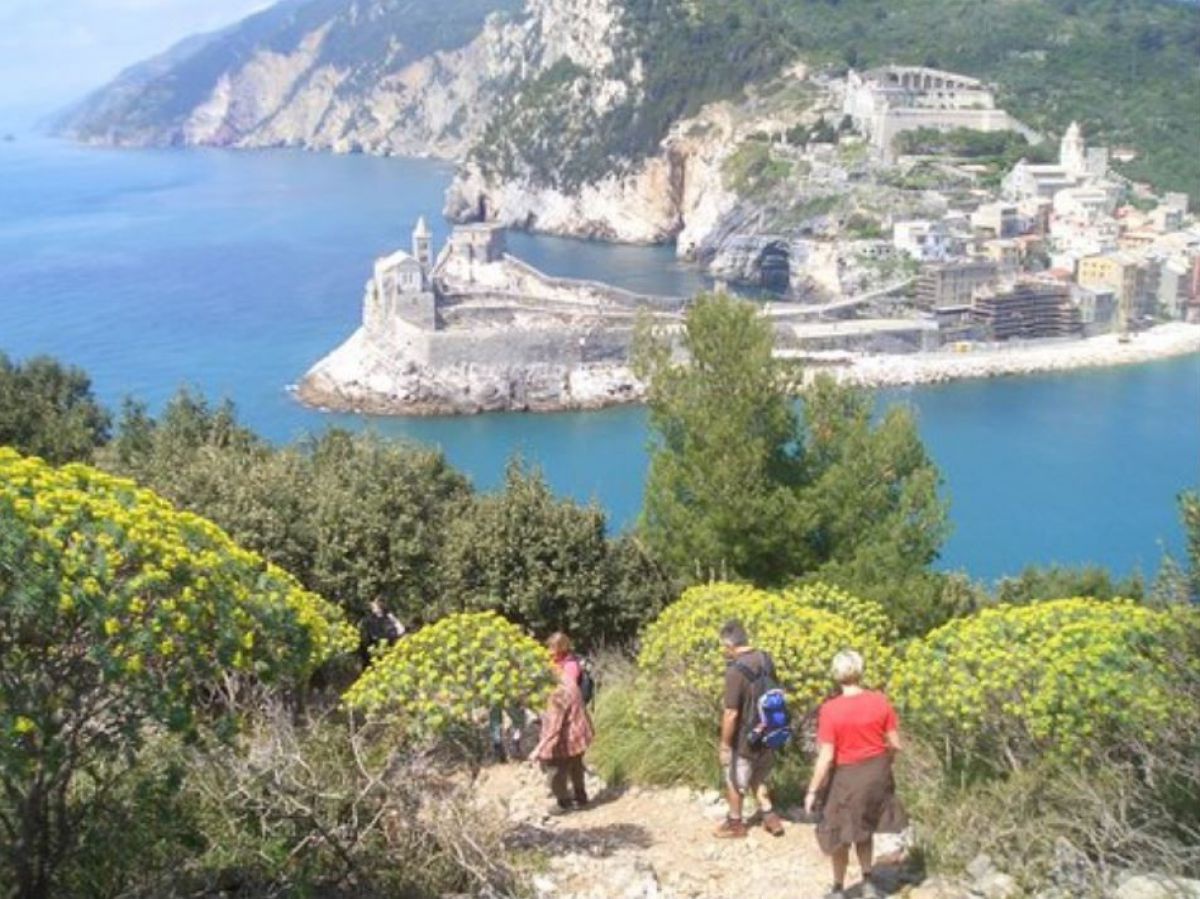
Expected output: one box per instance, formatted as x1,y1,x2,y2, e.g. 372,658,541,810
56,0,639,162
58,0,792,250
58,0,525,157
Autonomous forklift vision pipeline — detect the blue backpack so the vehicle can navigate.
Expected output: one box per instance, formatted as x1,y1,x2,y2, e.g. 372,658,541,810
733,654,793,752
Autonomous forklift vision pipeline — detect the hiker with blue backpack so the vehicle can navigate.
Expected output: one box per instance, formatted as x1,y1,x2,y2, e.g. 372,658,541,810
714,619,792,838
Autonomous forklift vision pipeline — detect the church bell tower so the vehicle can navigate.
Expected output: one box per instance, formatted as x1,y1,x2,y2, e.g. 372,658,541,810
412,216,433,279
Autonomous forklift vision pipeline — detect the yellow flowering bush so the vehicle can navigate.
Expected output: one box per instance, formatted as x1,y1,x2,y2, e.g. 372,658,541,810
344,611,556,738
0,448,356,896
890,597,1200,769
784,582,897,644
637,582,892,711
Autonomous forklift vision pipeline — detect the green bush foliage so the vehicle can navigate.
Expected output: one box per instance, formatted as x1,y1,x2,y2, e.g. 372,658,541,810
441,460,671,648
588,658,722,788
722,142,794,199
106,395,472,624
344,611,555,740
106,393,670,646
0,448,355,897
637,582,893,709
891,598,1199,770
0,352,110,463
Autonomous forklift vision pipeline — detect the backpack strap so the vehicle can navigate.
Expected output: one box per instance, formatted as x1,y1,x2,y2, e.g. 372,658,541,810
731,659,764,682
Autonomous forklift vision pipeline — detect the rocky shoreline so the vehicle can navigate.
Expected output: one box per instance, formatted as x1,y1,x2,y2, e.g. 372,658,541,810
295,323,1200,417
294,356,644,417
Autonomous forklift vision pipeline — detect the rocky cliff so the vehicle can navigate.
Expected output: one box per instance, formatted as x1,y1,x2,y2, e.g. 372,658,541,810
58,0,525,157
57,0,795,259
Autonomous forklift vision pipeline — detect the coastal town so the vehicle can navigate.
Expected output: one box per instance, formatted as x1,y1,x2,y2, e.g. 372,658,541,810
299,64,1200,415
832,66,1198,344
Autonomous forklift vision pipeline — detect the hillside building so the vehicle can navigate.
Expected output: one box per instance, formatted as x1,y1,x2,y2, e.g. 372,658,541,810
363,216,438,332
893,219,959,262
915,259,999,309
843,66,1031,160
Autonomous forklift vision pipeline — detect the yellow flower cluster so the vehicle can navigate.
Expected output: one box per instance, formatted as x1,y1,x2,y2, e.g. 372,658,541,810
784,582,897,644
890,597,1200,766
343,611,556,737
637,582,893,710
0,448,356,735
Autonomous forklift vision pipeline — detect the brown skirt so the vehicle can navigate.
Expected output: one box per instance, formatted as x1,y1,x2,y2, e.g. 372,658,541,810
816,753,908,854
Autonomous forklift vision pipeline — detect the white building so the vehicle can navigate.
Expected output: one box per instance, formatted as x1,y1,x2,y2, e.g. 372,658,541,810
843,66,1031,160
1003,122,1111,202
363,217,438,332
1053,184,1119,223
894,219,957,262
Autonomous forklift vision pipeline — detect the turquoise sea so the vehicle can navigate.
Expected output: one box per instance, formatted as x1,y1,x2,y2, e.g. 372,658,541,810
1,136,1197,582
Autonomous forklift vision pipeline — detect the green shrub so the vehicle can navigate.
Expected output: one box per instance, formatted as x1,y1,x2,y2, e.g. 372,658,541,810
344,611,555,740
588,658,720,788
637,582,893,710
890,598,1199,771
0,449,356,897
439,460,671,648
178,710,521,898
722,142,793,198
0,352,110,463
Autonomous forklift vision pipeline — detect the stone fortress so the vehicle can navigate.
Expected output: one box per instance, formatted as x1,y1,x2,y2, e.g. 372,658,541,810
842,66,1036,161
299,215,952,416
297,218,690,414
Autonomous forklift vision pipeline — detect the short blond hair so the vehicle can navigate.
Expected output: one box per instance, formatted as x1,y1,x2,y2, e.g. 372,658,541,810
831,649,865,685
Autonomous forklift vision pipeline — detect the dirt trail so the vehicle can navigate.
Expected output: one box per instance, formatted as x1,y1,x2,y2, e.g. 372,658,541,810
473,762,910,899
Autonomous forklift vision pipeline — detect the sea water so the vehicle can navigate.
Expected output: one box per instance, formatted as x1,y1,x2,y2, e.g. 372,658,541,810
1,137,1197,582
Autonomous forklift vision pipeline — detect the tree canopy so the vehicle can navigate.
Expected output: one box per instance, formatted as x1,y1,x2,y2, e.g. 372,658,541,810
0,353,110,464
634,292,948,632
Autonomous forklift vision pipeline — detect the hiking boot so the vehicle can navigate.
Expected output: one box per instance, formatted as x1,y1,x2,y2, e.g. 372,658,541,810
548,798,575,816
572,794,589,810
823,886,846,899
713,817,748,838
761,810,784,836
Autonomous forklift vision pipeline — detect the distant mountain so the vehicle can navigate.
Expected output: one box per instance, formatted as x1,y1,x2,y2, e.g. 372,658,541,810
56,0,523,156
57,0,1199,223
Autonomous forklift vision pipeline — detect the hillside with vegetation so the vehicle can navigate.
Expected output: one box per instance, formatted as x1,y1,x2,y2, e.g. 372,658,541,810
474,0,1199,199
2,300,1197,896
59,0,1199,200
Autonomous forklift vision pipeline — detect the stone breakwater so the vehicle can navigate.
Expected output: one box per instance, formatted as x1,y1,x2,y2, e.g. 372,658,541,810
828,323,1200,389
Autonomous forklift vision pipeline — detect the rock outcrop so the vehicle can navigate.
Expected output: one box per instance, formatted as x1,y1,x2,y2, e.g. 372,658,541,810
296,222,686,416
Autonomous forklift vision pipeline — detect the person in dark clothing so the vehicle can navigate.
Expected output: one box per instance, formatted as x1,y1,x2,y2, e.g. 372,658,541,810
714,619,784,839
358,599,405,667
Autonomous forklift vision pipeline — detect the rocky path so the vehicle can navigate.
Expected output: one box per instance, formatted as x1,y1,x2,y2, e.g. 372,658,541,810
472,763,912,899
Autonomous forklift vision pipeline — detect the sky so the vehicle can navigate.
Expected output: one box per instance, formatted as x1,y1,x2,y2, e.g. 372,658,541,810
0,0,273,123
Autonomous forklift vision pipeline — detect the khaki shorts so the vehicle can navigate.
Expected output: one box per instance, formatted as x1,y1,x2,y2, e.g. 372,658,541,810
726,750,774,794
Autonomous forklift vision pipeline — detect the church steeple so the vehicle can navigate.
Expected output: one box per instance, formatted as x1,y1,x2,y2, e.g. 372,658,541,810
412,216,433,273
1060,121,1086,178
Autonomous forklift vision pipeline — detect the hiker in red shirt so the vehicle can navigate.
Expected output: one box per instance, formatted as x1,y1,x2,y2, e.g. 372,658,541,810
805,650,907,899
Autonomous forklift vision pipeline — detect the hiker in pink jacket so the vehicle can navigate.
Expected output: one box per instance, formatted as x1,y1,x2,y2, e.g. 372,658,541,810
531,666,594,814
